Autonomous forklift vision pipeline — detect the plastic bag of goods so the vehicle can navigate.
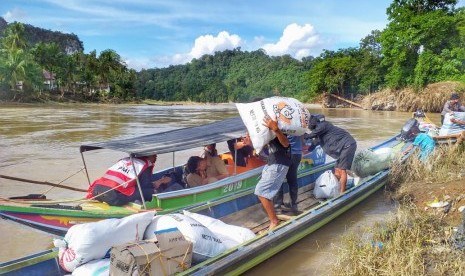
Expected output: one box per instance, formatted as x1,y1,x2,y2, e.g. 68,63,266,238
314,170,340,199
144,213,227,264
352,147,394,178
236,97,310,152
182,210,255,249
439,112,465,136
53,211,155,272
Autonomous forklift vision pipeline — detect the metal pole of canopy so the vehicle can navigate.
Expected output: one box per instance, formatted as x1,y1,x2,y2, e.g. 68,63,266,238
172,152,175,172
80,152,91,186
130,156,147,209
233,140,238,175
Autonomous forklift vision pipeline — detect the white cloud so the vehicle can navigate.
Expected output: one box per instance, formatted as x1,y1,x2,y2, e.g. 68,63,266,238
261,23,320,60
169,31,243,65
3,8,28,22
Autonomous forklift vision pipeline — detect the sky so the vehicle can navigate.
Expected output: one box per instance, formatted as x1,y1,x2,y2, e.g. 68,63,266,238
1,0,463,71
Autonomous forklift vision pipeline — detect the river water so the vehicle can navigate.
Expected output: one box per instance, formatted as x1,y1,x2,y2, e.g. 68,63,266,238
0,103,440,274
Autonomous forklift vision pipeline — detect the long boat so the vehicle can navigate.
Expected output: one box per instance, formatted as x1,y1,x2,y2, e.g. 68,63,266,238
0,117,326,236
0,134,410,275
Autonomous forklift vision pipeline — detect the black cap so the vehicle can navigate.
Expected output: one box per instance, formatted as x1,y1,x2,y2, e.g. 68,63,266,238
451,93,460,100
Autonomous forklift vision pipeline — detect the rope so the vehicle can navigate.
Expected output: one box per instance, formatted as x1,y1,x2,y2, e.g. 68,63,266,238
0,177,135,205
124,241,193,275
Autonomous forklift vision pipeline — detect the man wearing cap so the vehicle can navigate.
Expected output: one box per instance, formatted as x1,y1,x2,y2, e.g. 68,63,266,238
305,115,357,194
441,93,465,125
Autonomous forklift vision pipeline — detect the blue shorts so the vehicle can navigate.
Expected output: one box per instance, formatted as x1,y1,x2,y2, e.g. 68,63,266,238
254,164,289,200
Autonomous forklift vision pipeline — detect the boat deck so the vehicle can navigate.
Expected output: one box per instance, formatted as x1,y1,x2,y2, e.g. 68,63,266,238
222,185,320,234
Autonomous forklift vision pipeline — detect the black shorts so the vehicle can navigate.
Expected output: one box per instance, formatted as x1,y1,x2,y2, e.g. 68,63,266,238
336,143,357,170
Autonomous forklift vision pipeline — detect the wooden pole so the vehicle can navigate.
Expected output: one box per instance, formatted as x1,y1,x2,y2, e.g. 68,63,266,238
0,174,87,192
329,94,364,109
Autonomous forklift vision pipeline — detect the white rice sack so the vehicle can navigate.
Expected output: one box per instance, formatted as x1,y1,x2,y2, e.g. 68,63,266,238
439,112,465,136
71,258,110,276
314,170,340,199
236,97,310,152
182,210,255,249
144,214,227,263
352,148,394,178
54,211,155,272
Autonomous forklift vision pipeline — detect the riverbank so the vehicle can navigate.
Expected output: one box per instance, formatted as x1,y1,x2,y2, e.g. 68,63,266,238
331,143,465,275
322,81,465,112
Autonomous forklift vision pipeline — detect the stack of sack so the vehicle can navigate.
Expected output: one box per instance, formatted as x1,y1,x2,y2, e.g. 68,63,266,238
54,210,256,275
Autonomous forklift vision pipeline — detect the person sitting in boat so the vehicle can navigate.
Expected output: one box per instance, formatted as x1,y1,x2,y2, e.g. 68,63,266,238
86,154,158,206
152,172,185,193
185,156,218,187
202,143,229,180
441,92,465,125
402,128,436,162
227,133,254,167
304,114,357,194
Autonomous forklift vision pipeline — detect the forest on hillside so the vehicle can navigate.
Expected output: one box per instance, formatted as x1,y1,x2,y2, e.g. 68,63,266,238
1,0,465,103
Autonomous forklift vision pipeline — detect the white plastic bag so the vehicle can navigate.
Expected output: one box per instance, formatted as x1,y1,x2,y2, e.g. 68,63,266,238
314,170,340,199
54,211,155,272
182,210,255,249
236,97,310,152
144,213,227,264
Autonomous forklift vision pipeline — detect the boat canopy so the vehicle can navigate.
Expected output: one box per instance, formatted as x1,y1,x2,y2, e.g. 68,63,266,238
80,117,247,157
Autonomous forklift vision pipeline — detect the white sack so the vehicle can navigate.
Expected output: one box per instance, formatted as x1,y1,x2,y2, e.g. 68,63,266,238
182,210,255,249
236,97,310,152
72,258,110,276
314,170,340,199
144,213,227,264
54,211,155,272
352,147,394,178
439,112,465,136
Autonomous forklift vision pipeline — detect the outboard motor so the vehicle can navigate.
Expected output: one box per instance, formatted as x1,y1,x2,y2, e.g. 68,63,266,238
400,118,420,141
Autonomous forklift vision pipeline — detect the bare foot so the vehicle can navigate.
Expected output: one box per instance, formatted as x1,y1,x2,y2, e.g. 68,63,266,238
268,219,279,230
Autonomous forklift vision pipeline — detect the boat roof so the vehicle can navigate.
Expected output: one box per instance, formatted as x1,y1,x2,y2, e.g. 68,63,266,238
80,117,247,157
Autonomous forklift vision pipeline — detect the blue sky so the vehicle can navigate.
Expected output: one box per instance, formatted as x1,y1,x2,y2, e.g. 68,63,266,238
2,0,463,71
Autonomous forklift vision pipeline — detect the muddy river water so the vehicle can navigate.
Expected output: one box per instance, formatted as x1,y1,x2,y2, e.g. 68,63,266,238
0,103,441,274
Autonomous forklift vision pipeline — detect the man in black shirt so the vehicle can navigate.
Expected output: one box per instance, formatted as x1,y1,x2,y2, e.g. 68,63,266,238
255,116,291,230
305,115,357,193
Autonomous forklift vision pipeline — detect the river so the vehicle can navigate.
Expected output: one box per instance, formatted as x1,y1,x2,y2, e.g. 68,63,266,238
0,103,440,274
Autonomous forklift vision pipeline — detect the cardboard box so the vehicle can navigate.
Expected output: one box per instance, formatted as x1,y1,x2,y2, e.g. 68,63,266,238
110,228,192,276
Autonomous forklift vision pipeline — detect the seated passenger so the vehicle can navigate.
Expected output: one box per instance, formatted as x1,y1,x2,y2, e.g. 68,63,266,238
227,133,254,167
86,154,158,206
202,143,229,180
185,156,217,187
152,172,185,193
401,128,436,162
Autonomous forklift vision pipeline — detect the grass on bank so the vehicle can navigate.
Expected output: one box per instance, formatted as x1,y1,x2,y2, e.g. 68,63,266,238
331,207,465,276
331,143,465,276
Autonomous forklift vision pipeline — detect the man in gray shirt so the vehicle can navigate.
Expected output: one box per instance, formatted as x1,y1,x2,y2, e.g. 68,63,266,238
441,93,465,125
305,115,356,193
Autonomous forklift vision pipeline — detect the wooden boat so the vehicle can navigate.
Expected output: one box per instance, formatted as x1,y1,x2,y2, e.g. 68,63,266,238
0,117,326,236
0,134,410,275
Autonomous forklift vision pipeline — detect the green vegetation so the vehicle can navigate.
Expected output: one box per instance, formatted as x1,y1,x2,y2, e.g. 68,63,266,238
2,0,465,103
331,143,465,275
0,20,137,102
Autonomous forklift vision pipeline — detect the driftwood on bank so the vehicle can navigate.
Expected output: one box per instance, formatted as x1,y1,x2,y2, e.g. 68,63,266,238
328,94,364,109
